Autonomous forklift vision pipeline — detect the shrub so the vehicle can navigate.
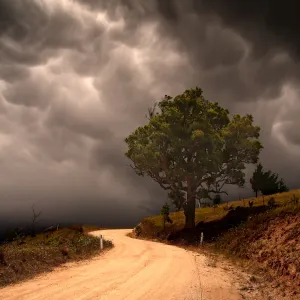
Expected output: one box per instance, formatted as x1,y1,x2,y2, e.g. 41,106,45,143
160,203,172,229
268,197,276,207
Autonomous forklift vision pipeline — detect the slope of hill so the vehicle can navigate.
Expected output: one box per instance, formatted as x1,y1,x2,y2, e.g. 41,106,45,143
131,190,300,299
0,225,113,287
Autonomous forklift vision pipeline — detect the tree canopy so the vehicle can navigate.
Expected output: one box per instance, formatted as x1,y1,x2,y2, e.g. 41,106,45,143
125,87,263,228
250,163,288,196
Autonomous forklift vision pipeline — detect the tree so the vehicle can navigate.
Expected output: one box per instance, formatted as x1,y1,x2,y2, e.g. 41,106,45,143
125,87,262,228
278,178,289,193
250,163,264,197
145,102,159,120
213,194,222,205
31,204,42,237
168,189,185,211
250,163,288,197
160,203,172,229
260,170,288,195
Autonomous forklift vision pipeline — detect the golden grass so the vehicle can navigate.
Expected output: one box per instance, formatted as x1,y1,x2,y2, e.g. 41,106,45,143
144,189,300,230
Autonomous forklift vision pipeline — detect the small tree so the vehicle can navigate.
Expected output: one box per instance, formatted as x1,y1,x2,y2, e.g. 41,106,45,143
213,194,222,205
160,203,171,229
31,205,42,237
250,163,264,198
277,178,289,193
250,163,289,199
260,171,288,196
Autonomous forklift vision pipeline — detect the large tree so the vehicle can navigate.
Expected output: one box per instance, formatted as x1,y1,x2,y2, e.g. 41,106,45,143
125,87,262,228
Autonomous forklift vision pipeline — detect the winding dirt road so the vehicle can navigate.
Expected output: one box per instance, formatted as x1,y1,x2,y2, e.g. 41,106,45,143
0,229,242,300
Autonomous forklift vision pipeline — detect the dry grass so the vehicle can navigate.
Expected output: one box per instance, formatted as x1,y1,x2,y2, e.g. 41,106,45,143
133,189,300,299
141,189,300,232
0,226,113,287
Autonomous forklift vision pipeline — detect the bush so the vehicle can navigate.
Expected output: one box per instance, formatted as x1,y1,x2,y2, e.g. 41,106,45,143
134,225,142,236
160,203,172,229
213,194,222,205
268,197,276,207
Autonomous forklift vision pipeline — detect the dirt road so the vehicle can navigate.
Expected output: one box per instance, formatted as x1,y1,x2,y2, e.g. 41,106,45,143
0,229,242,300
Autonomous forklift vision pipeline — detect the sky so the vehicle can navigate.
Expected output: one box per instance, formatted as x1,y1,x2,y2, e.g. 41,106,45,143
0,0,299,230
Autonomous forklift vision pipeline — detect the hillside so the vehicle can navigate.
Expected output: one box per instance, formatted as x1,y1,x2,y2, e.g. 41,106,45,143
0,225,113,287
132,190,300,299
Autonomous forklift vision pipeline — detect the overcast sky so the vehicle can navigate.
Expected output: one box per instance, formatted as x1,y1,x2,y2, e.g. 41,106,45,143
0,0,299,229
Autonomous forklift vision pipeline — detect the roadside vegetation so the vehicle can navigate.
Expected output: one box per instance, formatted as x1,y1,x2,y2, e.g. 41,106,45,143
0,225,113,287
134,191,299,238
132,191,300,299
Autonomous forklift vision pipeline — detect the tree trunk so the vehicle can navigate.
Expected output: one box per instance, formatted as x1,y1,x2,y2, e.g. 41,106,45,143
162,216,166,229
184,197,196,228
255,190,258,198
183,177,196,229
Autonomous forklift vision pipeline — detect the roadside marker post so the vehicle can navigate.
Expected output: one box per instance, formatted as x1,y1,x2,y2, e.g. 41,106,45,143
200,232,204,246
100,234,103,250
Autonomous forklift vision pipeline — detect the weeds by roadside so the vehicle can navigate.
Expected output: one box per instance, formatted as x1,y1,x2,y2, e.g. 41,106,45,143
0,226,113,287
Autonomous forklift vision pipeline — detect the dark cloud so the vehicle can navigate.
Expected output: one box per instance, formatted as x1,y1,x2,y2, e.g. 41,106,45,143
0,65,30,83
200,0,300,59
3,72,58,108
0,0,300,231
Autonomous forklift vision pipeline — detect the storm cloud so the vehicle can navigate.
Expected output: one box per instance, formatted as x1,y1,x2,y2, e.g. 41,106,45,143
0,0,299,230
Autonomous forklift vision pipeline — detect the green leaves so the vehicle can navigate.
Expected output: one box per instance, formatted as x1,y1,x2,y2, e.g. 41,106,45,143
191,129,204,140
250,163,289,196
160,203,170,217
125,87,263,204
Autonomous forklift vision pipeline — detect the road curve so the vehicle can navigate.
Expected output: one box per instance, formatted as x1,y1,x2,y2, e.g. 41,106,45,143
0,229,241,300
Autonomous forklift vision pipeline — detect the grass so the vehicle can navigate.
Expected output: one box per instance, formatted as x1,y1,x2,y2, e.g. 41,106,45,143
0,225,113,287
137,189,300,236
133,189,300,299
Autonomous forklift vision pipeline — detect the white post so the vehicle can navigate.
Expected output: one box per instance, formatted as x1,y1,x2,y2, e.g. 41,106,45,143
100,234,103,250
200,232,204,246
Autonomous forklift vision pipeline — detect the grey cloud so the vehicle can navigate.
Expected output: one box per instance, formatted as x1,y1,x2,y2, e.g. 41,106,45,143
0,0,300,231
45,98,114,141
199,0,300,59
283,124,300,146
0,0,105,68
0,65,30,83
3,72,58,109
87,0,300,105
